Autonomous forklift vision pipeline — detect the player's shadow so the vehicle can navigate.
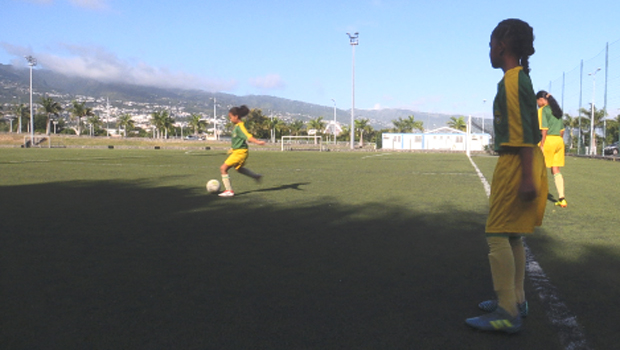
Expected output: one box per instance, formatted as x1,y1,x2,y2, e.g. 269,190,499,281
237,182,310,195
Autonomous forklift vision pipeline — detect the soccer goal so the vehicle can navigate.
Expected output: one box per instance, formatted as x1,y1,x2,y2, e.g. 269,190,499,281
281,135,324,152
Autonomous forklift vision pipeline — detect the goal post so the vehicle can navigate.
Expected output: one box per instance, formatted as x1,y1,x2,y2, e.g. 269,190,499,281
281,135,324,152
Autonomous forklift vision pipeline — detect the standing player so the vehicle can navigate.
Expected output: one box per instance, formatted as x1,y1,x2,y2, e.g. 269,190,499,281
218,105,265,197
465,19,547,333
537,91,567,207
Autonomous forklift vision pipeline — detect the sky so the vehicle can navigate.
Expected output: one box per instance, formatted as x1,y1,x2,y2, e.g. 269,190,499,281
2,0,620,118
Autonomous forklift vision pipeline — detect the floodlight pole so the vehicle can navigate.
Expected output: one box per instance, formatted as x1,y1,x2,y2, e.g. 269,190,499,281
331,98,336,144
25,56,37,146
589,68,601,155
466,115,472,157
482,99,487,133
211,97,217,141
347,32,358,150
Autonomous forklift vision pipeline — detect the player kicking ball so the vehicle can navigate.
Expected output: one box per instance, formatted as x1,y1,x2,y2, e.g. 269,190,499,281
218,105,265,197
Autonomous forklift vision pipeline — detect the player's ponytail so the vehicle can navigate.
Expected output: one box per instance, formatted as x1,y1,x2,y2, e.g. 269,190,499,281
536,91,563,119
492,19,535,75
229,105,250,118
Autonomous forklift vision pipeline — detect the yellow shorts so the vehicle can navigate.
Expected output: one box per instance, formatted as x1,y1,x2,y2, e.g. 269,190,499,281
224,149,249,170
543,135,565,168
486,148,548,235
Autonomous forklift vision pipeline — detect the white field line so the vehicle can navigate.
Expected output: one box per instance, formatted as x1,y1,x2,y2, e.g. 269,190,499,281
361,153,393,159
467,155,590,350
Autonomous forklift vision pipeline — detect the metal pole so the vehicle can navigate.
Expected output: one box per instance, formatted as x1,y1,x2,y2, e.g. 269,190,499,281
561,72,565,111
589,68,601,155
603,42,609,149
347,32,358,149
25,56,36,146
578,60,583,154
213,97,217,140
466,115,471,157
106,97,110,137
331,98,336,144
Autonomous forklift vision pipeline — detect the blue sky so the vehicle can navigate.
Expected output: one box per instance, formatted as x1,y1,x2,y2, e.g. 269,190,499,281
2,0,620,118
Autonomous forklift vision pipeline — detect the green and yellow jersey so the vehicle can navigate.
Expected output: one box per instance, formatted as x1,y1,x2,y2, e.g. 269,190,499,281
540,105,564,136
231,121,253,150
492,66,540,151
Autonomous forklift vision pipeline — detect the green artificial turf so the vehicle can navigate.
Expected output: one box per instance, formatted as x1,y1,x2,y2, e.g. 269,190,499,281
472,154,620,350
7,149,614,349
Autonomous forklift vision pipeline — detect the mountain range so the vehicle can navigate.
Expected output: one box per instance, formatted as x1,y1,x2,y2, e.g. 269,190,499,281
0,63,463,129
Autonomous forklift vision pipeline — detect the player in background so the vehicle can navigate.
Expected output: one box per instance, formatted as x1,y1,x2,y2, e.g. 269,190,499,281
465,19,547,334
218,105,265,197
536,91,567,207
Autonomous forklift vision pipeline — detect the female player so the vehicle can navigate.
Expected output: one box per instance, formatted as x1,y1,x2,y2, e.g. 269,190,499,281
218,105,265,197
465,19,548,333
537,91,567,207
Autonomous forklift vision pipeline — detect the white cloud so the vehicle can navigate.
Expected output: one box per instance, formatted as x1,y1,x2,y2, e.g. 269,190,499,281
248,74,286,90
1,43,238,92
68,0,109,10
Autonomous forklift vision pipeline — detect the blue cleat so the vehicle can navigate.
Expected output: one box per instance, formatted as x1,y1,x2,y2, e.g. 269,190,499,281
466,306,522,333
478,299,528,317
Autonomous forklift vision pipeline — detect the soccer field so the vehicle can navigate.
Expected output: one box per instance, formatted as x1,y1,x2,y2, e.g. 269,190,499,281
1,149,618,349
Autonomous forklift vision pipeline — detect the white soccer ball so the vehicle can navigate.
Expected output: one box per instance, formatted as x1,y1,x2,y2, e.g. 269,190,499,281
206,179,221,193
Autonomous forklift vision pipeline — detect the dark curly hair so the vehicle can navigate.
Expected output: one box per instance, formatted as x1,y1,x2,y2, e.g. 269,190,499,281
229,105,250,118
491,19,535,75
536,90,563,119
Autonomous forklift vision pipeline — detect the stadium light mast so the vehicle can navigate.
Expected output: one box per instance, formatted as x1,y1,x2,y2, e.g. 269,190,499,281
588,68,601,155
331,98,336,144
211,97,218,141
482,99,487,133
347,32,359,150
25,55,37,146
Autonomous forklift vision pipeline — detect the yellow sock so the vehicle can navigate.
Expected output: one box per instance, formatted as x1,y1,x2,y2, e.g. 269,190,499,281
509,236,526,304
554,173,565,199
487,236,518,316
222,174,232,191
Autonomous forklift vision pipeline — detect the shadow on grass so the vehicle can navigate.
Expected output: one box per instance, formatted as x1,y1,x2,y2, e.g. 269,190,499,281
237,182,311,196
526,233,620,350
0,180,562,349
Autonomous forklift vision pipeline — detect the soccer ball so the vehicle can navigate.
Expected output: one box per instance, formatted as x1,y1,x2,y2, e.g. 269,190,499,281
206,179,221,193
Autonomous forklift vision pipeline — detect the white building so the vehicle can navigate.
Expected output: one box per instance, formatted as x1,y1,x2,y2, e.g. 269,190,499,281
382,127,491,151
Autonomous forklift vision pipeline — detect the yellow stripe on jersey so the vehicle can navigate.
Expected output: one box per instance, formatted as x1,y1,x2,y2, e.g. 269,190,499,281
505,68,525,146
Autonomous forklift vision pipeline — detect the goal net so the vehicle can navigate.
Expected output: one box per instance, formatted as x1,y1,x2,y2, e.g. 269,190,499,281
281,135,324,151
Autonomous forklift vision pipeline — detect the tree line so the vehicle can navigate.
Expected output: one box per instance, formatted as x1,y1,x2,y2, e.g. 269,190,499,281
2,96,618,152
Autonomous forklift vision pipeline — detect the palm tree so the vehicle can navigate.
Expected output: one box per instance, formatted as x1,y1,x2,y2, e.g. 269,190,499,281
578,105,606,150
355,118,373,146
605,114,620,145
392,115,424,132
12,103,29,133
69,101,94,136
39,96,63,135
150,110,172,139
447,116,467,131
308,117,326,135
86,114,104,136
288,120,305,136
339,124,351,142
116,114,134,137
265,117,286,143
245,109,269,138
188,113,204,135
